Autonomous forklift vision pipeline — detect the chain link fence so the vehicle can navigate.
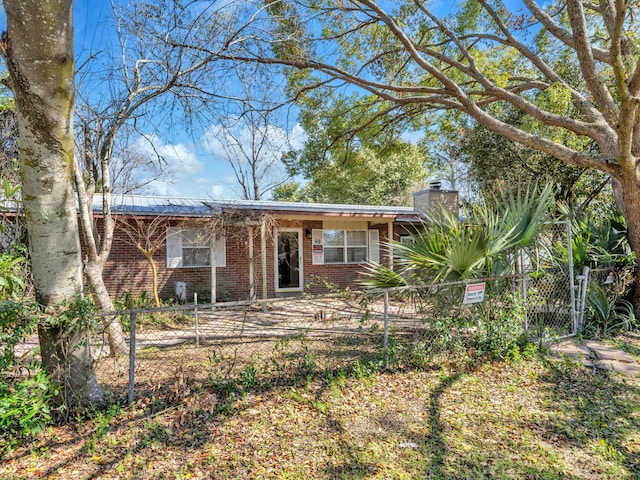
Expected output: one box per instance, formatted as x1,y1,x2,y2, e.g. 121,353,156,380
579,266,635,335
524,266,576,340
588,267,634,297
520,220,577,340
6,222,581,406
90,267,582,405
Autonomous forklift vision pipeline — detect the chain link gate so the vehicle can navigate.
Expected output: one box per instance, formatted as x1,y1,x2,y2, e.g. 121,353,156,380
523,219,584,341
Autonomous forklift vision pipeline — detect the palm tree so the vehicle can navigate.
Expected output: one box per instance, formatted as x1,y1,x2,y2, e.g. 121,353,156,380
362,183,555,288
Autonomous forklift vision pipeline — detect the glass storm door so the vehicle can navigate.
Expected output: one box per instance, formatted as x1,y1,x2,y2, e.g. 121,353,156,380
276,229,302,291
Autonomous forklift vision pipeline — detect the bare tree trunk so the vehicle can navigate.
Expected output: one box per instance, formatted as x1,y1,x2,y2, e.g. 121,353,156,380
76,122,127,354
84,263,128,353
142,250,161,307
75,164,127,355
1,0,103,405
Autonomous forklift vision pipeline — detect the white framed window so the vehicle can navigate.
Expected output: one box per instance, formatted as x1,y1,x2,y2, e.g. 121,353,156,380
166,227,226,268
181,229,211,267
313,229,369,264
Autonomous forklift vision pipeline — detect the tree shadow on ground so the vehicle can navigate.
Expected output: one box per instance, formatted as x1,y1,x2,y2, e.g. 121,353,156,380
377,363,590,479
538,356,640,477
7,337,638,479
318,353,608,479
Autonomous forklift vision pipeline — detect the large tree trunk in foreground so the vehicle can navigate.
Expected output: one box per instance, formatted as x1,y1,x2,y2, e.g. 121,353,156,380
616,173,640,313
1,0,103,405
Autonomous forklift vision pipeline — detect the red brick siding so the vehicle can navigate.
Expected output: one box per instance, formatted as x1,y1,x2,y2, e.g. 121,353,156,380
89,217,404,303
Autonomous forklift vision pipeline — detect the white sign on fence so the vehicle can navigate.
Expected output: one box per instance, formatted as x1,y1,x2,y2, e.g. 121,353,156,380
463,282,486,304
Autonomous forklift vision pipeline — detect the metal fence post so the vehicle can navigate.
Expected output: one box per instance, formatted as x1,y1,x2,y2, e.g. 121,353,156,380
576,266,590,334
520,250,529,333
194,292,200,346
128,311,136,405
566,220,578,336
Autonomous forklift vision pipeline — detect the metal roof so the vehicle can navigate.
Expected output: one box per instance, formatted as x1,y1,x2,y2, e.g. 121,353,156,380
94,195,216,217
93,194,416,218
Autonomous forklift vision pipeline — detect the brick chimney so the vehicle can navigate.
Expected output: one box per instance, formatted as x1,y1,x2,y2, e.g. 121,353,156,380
413,181,459,216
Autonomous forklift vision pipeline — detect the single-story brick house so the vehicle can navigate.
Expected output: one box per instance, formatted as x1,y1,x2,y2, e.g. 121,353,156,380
94,188,458,303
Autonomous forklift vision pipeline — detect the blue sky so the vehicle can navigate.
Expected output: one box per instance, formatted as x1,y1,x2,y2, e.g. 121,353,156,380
1,1,304,200
2,0,529,200
1,0,462,201
74,1,305,200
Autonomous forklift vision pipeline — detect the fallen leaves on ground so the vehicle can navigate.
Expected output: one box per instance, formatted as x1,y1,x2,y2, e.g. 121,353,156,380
2,348,639,479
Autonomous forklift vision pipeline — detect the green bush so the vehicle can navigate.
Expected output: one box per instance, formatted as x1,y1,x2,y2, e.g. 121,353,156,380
362,182,555,287
585,286,637,337
557,205,634,269
115,291,191,332
472,294,528,358
116,290,154,310
0,253,25,301
0,300,56,450
0,369,55,447
0,300,37,371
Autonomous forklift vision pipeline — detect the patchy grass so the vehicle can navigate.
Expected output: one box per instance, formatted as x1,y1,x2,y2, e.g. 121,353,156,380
2,341,639,480
612,333,640,361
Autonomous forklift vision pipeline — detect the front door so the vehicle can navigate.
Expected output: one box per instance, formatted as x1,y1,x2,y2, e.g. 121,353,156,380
276,229,303,292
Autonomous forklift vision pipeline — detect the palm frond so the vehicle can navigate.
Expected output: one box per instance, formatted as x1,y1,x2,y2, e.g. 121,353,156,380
360,261,407,289
360,181,554,288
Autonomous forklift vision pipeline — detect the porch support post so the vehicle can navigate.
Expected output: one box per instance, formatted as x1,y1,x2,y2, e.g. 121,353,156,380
387,220,394,269
211,226,217,304
248,226,255,301
261,217,268,300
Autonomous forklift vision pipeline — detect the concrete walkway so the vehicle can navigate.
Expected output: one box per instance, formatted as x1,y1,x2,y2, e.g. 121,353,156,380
549,338,640,376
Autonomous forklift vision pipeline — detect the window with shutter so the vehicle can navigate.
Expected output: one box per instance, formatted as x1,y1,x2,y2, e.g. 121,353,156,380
166,227,226,268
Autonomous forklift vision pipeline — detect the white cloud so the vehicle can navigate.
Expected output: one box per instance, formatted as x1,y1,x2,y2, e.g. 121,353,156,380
209,185,225,198
162,144,204,176
200,125,223,156
201,119,306,164
289,123,307,150
122,120,309,200
130,134,207,197
137,134,204,176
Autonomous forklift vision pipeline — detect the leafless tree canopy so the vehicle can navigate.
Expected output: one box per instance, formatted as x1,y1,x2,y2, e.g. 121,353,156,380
72,0,287,323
